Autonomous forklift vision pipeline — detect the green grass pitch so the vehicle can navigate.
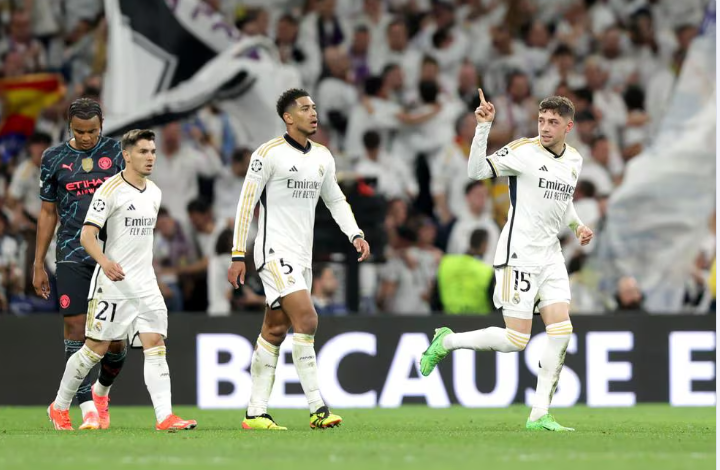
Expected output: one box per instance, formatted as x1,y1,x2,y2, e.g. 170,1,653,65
0,405,714,470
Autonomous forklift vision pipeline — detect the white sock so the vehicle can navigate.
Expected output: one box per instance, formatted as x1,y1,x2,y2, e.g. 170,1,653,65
79,401,98,418
93,381,111,397
247,335,280,417
54,345,103,411
144,346,173,423
530,321,573,421
442,327,530,353
292,333,325,413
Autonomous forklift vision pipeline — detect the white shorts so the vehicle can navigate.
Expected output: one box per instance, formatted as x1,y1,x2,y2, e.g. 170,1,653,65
85,293,168,342
493,262,570,320
259,257,312,309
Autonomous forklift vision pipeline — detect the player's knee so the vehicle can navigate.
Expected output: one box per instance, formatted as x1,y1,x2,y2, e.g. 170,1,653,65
292,311,318,335
264,323,289,344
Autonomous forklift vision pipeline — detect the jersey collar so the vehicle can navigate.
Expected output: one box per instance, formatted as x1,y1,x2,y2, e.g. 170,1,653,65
284,133,311,154
121,171,147,193
541,141,566,159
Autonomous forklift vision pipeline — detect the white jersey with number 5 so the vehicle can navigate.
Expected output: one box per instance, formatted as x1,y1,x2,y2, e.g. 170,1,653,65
83,173,162,299
231,134,363,270
485,135,583,267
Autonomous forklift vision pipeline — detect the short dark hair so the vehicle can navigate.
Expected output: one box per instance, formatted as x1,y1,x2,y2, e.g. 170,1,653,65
363,130,381,150
465,180,485,195
157,206,170,218
312,263,331,280
68,98,103,122
187,198,211,215
276,88,310,119
28,132,52,146
419,80,439,103
538,95,575,120
215,228,234,255
232,147,252,164
469,229,488,251
121,129,155,150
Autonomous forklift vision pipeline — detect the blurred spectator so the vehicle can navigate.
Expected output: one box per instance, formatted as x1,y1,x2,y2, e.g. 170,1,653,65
152,121,223,224
0,9,47,73
437,228,494,314
317,46,357,148
431,112,476,225
489,71,538,147
614,275,645,312
354,130,417,201
299,0,352,51
348,24,371,86
377,225,435,315
368,19,422,96
446,181,500,264
153,207,193,312
275,13,322,89
182,198,225,312
207,228,234,316
312,263,347,316
7,132,50,293
214,147,251,226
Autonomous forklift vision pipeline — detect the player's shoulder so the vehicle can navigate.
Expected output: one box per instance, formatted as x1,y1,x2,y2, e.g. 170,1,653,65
96,173,124,198
565,144,584,161
41,141,69,161
310,139,333,157
146,178,162,196
495,137,534,158
255,136,286,158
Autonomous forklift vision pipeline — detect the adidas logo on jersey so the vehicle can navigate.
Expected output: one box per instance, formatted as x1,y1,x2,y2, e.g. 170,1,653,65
539,165,548,172
290,166,298,172
127,204,136,211
511,253,518,259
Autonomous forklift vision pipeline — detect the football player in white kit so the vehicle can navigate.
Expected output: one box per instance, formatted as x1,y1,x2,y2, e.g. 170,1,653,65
47,129,196,431
228,89,370,430
420,90,593,431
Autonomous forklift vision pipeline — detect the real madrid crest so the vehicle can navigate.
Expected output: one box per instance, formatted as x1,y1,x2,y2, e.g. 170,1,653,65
318,165,324,177
512,292,521,305
571,168,577,180
82,157,94,172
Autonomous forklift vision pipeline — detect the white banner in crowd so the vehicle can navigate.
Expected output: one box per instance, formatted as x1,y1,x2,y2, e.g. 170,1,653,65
102,0,286,147
594,0,717,312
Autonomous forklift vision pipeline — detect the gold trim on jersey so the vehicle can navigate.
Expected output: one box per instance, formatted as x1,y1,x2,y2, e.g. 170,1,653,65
310,140,326,149
508,138,530,150
98,174,123,197
233,180,258,252
258,137,284,158
268,260,285,291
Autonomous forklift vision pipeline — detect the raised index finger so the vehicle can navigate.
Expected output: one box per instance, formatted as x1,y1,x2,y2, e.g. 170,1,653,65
478,88,487,105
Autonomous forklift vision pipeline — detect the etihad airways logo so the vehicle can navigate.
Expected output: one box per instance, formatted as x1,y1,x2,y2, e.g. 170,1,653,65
65,177,112,196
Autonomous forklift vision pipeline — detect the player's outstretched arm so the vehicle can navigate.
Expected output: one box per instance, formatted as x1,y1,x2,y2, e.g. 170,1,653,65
80,224,125,281
33,200,57,299
468,88,498,180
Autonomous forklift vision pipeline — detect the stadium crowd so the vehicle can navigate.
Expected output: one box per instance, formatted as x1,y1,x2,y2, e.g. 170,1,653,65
0,0,714,315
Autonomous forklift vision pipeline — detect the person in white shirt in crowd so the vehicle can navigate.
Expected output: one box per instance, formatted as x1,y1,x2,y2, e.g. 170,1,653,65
213,148,251,227
316,46,358,150
299,0,353,52
353,0,393,54
479,25,530,98
7,132,51,294
207,228,235,316
368,18,422,97
377,224,436,316
275,13,323,90
521,20,554,78
151,121,223,225
446,181,500,265
431,112,478,226
354,130,418,202
534,44,586,99
489,71,539,147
